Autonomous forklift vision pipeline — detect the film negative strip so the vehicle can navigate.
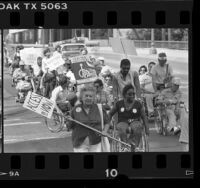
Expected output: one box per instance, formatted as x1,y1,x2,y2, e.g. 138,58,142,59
0,0,196,180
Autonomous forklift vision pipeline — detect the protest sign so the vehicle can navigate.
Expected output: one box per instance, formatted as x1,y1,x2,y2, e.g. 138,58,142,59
23,91,56,119
20,47,43,66
46,53,65,70
109,37,137,56
70,55,97,84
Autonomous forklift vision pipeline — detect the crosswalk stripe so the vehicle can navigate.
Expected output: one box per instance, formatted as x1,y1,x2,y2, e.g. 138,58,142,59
4,119,21,122
4,122,42,127
4,133,71,144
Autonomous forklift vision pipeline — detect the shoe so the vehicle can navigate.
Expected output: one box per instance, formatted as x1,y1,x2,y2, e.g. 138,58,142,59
174,127,181,135
167,127,173,132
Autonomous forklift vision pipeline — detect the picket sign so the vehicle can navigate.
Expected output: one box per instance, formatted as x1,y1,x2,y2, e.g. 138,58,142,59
46,53,65,70
70,55,97,84
20,47,43,66
23,91,56,119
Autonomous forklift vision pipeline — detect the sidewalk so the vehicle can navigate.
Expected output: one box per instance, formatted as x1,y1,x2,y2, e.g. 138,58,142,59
88,47,188,63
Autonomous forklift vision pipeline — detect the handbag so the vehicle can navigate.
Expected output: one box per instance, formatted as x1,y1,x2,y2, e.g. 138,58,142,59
97,103,110,152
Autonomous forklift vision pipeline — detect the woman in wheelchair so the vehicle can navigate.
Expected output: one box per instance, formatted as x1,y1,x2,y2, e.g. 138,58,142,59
108,84,149,148
155,77,183,135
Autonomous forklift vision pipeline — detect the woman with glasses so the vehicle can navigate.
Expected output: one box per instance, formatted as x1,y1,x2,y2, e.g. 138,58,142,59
107,84,149,147
138,65,148,76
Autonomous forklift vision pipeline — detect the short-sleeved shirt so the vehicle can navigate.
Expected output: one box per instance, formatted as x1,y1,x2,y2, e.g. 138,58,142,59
110,99,143,124
159,88,182,103
95,90,112,106
115,71,137,99
70,103,109,147
151,64,173,84
139,73,154,93
13,68,29,79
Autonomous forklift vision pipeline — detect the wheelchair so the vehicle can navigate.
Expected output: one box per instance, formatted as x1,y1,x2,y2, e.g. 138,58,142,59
153,99,187,136
109,119,149,152
153,100,169,136
45,101,73,133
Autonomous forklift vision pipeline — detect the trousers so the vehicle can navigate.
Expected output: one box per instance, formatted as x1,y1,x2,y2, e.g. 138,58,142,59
73,137,102,152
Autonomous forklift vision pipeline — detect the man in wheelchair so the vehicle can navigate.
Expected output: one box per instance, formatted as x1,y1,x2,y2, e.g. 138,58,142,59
155,77,183,135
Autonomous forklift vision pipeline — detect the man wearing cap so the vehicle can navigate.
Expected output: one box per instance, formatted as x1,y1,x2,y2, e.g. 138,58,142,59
156,77,183,134
151,52,174,92
13,60,30,81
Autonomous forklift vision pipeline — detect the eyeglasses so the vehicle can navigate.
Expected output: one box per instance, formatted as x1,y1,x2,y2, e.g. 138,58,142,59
94,85,100,88
140,69,146,72
126,92,135,96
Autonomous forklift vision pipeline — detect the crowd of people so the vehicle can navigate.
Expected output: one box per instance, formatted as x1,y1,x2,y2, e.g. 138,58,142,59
7,45,188,152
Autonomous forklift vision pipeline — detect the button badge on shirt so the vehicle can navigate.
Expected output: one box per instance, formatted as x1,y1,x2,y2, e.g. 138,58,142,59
132,109,137,113
120,107,125,112
76,107,82,113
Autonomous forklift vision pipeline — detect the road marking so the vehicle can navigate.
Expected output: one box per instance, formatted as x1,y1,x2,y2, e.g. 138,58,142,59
4,122,42,127
4,132,72,144
4,119,21,122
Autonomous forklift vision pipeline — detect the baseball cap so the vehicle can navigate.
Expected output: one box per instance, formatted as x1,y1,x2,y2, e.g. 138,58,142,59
93,60,102,67
172,77,181,86
19,60,25,65
97,57,105,61
158,52,167,60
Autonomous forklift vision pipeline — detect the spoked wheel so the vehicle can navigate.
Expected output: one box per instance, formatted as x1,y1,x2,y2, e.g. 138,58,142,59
45,111,64,133
110,131,131,152
161,116,169,136
136,132,149,152
154,110,162,134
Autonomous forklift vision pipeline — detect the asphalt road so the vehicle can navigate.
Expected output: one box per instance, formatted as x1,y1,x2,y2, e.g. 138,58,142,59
3,52,188,153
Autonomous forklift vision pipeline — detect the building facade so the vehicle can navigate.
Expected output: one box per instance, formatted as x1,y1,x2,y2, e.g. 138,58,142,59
4,29,113,45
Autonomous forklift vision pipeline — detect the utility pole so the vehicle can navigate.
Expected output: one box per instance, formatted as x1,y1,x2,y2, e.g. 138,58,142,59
168,29,171,48
150,28,157,54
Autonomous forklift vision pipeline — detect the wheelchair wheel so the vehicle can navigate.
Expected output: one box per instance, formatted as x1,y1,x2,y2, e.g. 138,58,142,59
45,111,64,133
154,110,162,134
136,132,149,152
161,115,169,136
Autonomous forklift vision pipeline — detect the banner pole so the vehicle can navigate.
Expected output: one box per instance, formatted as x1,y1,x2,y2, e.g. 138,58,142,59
118,29,128,59
53,112,131,148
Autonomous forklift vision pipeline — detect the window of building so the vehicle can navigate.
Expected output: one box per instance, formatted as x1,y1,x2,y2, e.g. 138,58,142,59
24,31,28,41
30,30,33,40
15,34,19,43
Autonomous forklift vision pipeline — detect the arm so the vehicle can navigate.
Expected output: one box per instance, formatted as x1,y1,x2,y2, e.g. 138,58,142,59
151,74,158,92
102,109,111,133
133,71,141,98
108,102,118,122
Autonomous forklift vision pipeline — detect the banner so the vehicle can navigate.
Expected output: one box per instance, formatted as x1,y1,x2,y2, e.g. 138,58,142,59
20,47,43,66
46,53,65,70
109,37,137,56
23,91,56,119
70,55,97,84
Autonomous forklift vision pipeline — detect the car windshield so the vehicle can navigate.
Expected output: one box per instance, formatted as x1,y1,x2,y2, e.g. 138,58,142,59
62,45,85,52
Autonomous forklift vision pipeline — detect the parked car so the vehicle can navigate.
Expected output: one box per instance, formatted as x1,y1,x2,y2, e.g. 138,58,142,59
60,43,87,58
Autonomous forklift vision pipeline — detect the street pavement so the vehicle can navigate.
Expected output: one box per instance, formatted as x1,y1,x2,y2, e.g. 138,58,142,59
3,48,188,153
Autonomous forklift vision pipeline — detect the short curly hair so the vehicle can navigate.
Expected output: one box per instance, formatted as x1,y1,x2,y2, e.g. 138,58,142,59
94,79,104,87
43,48,51,56
122,84,135,98
79,85,96,103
